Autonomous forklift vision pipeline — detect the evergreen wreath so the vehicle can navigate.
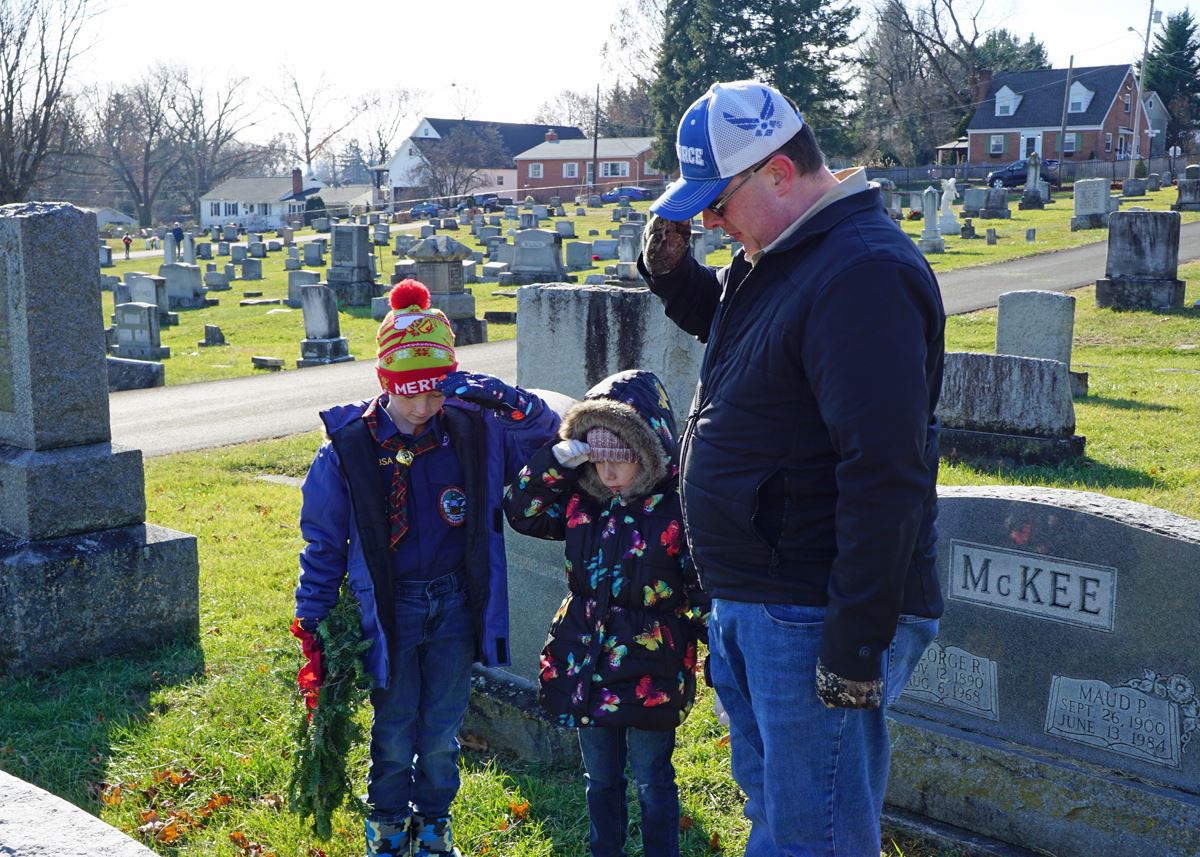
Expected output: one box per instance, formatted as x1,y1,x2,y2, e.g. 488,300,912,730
287,585,375,839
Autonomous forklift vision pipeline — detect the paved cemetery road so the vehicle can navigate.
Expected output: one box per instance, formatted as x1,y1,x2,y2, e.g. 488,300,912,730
938,219,1200,314
110,339,517,457
111,221,1200,456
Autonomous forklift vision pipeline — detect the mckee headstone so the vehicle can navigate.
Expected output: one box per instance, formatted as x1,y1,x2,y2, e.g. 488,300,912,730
1172,164,1200,212
888,485,1200,857
517,285,705,423
297,285,354,368
917,186,944,254
0,202,197,675
324,223,376,307
1095,211,1185,310
1071,178,1110,231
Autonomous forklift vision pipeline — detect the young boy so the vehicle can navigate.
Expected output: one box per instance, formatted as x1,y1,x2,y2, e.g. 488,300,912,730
292,280,559,857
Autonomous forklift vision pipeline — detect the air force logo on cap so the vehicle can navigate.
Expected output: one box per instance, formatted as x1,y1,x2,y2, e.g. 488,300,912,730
650,80,805,221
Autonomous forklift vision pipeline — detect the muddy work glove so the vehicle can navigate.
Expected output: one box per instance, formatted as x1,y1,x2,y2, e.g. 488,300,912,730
815,659,882,710
642,214,692,276
290,618,324,712
438,370,541,422
551,439,590,468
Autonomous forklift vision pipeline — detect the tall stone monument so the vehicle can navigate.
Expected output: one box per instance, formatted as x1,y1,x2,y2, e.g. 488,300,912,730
1018,152,1044,210
917,186,945,254
406,235,487,345
1095,211,1185,310
938,177,959,234
323,223,376,306
297,285,354,368
0,203,198,675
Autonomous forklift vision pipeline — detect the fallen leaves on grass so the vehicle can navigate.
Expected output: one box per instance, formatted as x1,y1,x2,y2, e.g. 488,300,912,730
709,830,723,851
230,829,276,855
509,799,529,820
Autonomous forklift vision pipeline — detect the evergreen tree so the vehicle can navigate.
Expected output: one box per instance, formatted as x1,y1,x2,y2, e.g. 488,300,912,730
976,29,1050,73
1141,9,1200,158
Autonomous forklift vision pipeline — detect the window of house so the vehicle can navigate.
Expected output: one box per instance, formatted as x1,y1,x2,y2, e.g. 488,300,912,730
993,86,1020,117
1124,93,1131,113
259,203,270,216
209,202,220,217
1068,82,1092,113
409,147,416,156
1105,132,1113,152
643,161,659,175
496,175,504,185
996,103,1011,116
1063,133,1076,154
224,202,237,216
601,161,630,178
990,135,1004,155
563,162,578,179
529,163,544,178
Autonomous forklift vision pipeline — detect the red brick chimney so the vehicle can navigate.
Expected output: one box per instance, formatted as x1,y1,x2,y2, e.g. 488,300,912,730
545,129,559,143
973,70,994,107
292,167,303,196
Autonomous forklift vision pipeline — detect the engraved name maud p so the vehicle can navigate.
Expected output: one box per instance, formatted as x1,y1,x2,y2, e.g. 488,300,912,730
949,540,1116,631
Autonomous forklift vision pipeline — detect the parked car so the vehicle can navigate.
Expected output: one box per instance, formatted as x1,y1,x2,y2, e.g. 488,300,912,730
455,193,507,212
986,158,1060,189
408,201,439,219
600,185,656,203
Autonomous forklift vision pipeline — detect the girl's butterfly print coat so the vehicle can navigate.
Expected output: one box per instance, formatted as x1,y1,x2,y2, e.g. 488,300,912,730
505,370,709,730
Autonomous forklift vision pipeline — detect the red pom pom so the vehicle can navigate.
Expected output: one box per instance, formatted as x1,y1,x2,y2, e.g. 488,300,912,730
389,279,430,310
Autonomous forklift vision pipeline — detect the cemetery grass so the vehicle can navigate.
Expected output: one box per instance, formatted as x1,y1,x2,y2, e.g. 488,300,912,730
0,435,957,857
940,261,1200,519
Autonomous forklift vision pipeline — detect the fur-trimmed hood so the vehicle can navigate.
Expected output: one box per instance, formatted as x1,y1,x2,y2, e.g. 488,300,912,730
559,370,679,503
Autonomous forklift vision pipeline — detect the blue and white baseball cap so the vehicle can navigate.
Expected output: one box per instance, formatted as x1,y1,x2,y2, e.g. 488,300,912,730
651,80,806,220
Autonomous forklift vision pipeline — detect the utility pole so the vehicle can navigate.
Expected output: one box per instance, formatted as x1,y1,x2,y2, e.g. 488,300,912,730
591,83,600,195
1057,56,1074,186
1129,0,1155,179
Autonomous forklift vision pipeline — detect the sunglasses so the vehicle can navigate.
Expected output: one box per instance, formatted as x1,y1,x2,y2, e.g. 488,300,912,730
707,157,772,217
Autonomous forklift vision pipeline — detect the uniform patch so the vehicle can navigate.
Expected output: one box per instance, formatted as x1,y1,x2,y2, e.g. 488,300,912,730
439,486,467,526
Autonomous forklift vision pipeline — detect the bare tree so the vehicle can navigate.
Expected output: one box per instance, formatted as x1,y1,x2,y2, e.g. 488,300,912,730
88,68,187,227
164,67,265,218
273,71,367,173
358,86,417,165
602,0,667,87
534,90,593,131
0,0,92,203
411,125,507,201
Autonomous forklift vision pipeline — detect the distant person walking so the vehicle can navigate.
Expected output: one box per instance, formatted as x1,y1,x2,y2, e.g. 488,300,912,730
121,233,132,259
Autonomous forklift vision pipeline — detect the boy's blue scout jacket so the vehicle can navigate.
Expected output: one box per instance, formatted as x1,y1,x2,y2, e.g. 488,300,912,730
295,394,559,688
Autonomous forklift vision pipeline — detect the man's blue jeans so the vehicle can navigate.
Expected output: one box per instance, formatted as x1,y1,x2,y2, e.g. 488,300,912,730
577,726,680,857
366,572,477,822
708,599,938,857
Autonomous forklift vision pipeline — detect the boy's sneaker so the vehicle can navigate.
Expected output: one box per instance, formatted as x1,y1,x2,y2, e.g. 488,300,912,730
365,816,412,857
412,814,463,857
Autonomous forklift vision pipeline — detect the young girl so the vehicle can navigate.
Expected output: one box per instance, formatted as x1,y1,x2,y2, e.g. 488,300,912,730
504,369,707,857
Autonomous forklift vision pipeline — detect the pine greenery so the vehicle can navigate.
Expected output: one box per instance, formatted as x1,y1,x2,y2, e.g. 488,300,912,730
1141,9,1200,158
287,585,375,840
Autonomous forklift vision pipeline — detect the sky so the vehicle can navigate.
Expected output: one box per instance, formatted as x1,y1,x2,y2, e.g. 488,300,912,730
68,0,1187,152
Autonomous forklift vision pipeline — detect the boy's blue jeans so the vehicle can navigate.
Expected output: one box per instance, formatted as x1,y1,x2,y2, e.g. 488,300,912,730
367,572,476,822
708,599,937,857
577,726,680,857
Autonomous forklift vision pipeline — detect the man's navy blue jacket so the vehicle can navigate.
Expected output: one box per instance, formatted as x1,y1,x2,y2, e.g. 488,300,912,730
638,187,945,681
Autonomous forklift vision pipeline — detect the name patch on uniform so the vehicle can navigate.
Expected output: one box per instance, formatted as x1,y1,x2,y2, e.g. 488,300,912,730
439,486,467,526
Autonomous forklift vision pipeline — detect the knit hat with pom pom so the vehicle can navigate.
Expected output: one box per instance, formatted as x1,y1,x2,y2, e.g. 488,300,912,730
376,279,458,396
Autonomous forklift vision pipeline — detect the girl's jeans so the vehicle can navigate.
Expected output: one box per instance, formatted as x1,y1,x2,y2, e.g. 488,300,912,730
708,599,938,857
366,572,476,822
577,725,680,857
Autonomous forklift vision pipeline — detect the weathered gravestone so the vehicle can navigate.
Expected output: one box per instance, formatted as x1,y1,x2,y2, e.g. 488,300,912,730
287,269,321,308
323,224,376,306
961,187,987,218
125,273,176,327
240,257,263,281
297,285,354,368
936,351,1084,465
1123,177,1148,197
222,224,238,241
509,229,568,285
198,324,226,347
99,243,113,268
1095,211,1185,310
554,220,576,239
980,187,1012,219
111,302,170,360
996,290,1087,397
406,235,487,345
0,203,198,675
564,241,593,270
1172,164,1200,212
516,284,704,422
1071,178,1110,231
1148,173,1162,192
1019,153,1045,210
917,186,944,254
887,486,1200,857
231,244,247,263
303,240,325,266
158,261,207,308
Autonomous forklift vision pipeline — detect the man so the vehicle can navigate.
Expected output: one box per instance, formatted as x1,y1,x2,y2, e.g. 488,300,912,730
638,80,945,855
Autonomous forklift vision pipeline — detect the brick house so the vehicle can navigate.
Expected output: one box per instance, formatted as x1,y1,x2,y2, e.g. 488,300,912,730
966,65,1156,165
513,135,659,202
